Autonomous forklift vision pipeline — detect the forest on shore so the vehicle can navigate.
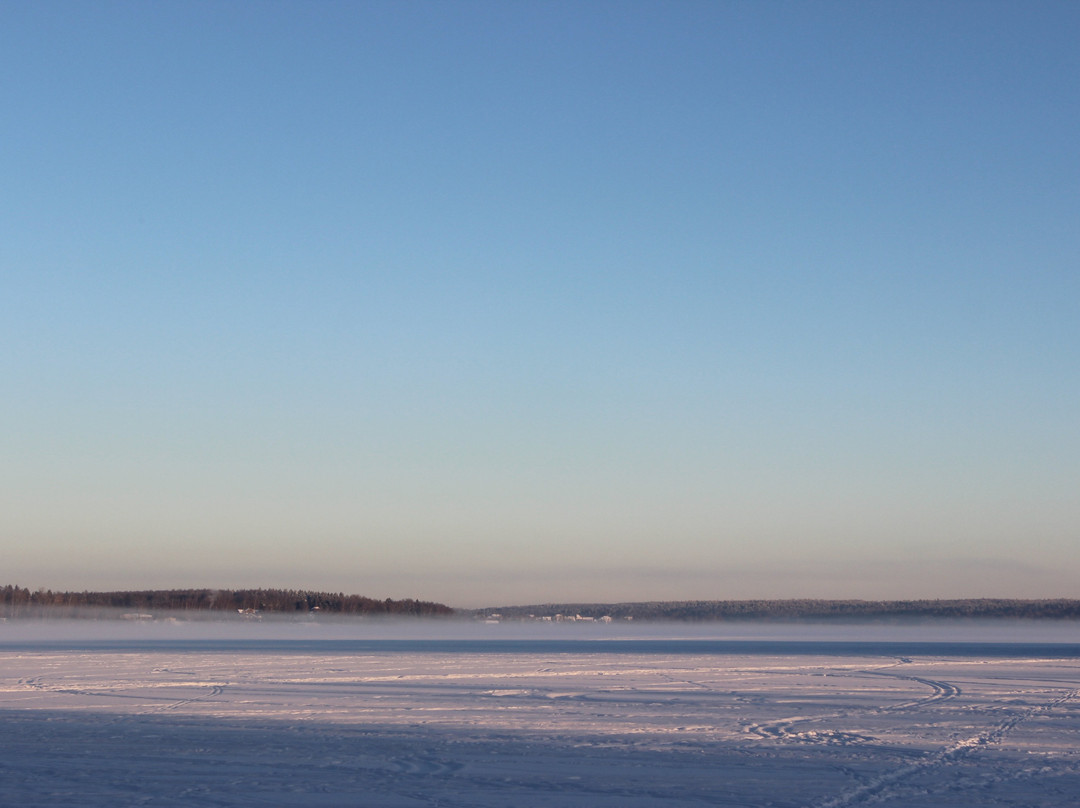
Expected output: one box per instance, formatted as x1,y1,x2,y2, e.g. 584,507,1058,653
0,586,453,618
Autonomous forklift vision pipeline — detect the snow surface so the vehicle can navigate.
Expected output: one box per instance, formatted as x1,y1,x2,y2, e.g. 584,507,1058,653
1,622,1078,806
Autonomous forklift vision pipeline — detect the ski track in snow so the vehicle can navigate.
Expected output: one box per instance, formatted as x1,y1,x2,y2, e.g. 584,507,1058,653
2,646,1079,806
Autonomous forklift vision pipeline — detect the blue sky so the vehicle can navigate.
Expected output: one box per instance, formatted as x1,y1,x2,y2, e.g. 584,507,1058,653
2,1,1078,607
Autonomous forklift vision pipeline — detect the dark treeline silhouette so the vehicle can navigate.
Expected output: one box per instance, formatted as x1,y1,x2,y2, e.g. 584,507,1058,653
0,585,453,618
479,599,1080,622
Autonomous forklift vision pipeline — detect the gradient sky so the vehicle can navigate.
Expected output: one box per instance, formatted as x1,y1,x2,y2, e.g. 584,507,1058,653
3,1,1078,608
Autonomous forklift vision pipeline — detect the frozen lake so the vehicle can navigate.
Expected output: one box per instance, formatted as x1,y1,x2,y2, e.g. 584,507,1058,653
2,621,1078,806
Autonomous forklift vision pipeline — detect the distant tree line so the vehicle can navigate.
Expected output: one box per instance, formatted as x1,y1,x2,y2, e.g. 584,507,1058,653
0,585,454,618
479,599,1080,622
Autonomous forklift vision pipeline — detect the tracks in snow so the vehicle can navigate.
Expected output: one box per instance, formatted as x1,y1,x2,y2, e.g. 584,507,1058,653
16,674,227,714
742,661,1077,806
147,683,227,713
866,669,961,711
808,686,1080,807
745,663,960,747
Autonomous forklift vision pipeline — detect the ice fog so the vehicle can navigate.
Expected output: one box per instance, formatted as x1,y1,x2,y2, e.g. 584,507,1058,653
4,611,1080,644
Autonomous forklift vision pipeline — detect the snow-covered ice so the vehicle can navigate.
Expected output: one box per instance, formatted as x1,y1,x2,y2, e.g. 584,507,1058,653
1,621,1078,806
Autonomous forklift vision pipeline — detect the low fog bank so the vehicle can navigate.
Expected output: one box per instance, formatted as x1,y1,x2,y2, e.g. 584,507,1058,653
0,607,466,643
2,608,1079,645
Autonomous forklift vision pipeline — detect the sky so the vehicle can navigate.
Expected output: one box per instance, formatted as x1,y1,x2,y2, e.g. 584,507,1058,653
2,1,1078,608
